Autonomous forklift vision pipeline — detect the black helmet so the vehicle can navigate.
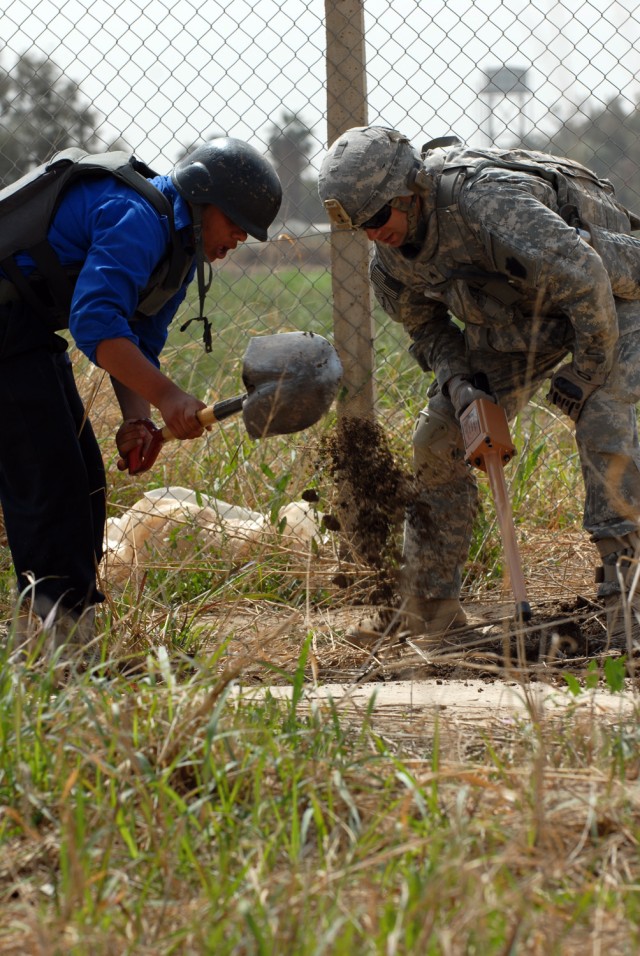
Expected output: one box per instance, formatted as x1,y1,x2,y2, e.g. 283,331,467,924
171,138,282,241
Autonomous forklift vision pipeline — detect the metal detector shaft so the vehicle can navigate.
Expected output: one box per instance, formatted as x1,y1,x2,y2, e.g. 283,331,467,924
460,396,531,623
484,450,531,622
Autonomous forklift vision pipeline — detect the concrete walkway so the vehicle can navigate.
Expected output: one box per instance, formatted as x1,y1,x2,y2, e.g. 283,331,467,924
237,678,638,723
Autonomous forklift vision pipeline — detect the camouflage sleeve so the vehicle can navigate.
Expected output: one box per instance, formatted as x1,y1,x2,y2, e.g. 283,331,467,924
461,177,619,378
369,256,471,387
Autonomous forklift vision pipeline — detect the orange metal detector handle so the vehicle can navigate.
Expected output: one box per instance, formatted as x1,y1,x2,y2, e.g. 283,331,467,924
460,398,532,622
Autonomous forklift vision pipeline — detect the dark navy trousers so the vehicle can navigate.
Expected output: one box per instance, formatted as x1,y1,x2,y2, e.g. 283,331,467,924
0,297,106,614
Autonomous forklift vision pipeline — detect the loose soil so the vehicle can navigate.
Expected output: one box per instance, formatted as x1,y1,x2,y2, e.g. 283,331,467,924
200,592,636,687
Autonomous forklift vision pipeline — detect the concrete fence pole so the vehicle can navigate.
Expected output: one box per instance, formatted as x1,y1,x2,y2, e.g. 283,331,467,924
324,0,375,421
324,1,388,572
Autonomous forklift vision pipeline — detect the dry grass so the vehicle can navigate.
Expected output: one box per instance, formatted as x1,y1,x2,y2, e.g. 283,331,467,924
1,347,639,952
0,637,638,954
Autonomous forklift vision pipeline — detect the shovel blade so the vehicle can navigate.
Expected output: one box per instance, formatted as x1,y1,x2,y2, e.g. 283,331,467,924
241,331,342,438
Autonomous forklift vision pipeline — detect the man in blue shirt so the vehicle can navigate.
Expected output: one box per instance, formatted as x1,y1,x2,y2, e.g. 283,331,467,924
0,138,282,655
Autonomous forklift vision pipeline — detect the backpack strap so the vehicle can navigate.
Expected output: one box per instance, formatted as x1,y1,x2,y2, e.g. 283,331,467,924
437,165,467,208
421,136,462,155
0,253,59,325
28,240,76,316
114,162,189,292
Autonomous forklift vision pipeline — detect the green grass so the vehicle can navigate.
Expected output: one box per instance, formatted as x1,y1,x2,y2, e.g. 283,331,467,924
0,635,639,954
85,266,587,608
163,268,421,408
3,266,592,613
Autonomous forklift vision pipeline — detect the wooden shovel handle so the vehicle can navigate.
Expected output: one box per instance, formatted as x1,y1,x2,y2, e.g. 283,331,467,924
159,394,246,442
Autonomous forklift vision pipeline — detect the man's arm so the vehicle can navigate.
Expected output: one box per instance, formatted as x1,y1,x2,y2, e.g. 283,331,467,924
109,377,154,471
370,255,472,387
462,178,619,381
96,337,206,440
110,378,151,422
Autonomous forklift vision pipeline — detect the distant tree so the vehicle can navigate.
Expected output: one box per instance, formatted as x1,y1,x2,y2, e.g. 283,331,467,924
0,53,110,185
266,111,324,225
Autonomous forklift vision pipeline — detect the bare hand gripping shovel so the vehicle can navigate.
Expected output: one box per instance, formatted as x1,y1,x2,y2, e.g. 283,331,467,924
126,331,343,474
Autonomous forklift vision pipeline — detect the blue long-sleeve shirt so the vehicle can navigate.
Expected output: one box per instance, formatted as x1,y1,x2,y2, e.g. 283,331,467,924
13,173,195,366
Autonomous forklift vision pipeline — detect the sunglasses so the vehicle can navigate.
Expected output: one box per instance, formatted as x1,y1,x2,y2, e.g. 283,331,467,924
360,204,392,230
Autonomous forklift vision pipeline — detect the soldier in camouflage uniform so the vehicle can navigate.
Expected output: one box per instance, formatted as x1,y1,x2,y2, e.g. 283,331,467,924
319,126,640,642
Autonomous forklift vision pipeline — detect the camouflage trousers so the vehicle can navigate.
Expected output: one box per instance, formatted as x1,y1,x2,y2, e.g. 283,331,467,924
403,300,640,602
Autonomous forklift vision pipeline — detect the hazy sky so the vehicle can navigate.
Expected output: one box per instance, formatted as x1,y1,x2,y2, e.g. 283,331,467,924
3,0,640,170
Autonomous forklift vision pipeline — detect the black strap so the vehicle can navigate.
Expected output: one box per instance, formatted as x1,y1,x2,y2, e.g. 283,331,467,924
437,166,467,208
116,163,189,292
119,164,211,350
29,240,75,314
179,204,212,352
0,255,53,321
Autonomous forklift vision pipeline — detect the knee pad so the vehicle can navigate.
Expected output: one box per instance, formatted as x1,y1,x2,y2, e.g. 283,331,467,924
412,406,462,473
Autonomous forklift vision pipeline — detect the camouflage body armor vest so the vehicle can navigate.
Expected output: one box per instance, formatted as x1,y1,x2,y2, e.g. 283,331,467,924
422,141,640,301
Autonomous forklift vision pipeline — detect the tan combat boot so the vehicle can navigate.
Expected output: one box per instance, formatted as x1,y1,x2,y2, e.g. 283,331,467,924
595,533,640,648
346,605,406,646
402,596,468,637
346,596,468,646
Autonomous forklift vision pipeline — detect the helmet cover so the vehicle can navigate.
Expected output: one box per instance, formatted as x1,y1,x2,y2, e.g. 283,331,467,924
318,126,419,228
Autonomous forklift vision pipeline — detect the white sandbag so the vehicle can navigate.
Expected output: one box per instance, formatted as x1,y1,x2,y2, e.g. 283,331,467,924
103,486,322,584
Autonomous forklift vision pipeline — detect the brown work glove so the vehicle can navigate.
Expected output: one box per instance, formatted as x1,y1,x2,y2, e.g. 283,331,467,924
547,363,605,422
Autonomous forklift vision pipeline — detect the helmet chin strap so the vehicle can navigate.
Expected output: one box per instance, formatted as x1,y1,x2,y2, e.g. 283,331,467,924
389,195,425,253
180,204,213,352
389,195,414,212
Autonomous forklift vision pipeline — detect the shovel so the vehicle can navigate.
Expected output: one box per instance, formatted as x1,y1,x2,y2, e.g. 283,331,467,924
126,331,343,474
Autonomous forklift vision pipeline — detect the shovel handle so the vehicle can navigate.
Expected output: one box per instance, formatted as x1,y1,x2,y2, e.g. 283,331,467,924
159,393,246,442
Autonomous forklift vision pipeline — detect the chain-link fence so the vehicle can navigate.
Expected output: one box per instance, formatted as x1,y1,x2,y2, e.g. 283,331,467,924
1,0,639,603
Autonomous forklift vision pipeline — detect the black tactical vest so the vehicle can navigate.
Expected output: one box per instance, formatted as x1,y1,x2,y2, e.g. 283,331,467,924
0,147,194,327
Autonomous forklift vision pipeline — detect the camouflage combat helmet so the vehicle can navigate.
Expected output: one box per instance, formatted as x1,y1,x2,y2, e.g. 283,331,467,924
318,126,420,229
